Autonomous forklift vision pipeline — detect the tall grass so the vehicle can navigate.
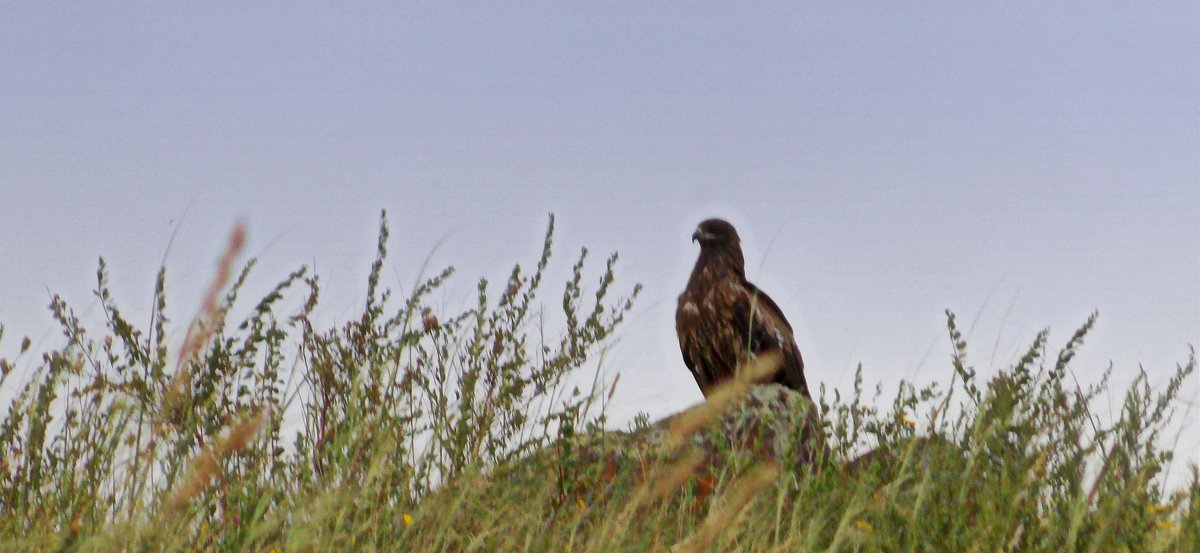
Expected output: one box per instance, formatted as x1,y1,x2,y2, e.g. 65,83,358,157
0,214,1194,552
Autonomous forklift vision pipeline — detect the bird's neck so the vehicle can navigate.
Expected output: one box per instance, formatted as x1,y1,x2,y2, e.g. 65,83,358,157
690,247,746,286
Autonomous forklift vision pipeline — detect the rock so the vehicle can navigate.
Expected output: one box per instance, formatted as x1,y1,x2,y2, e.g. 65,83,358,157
533,384,826,509
633,383,825,474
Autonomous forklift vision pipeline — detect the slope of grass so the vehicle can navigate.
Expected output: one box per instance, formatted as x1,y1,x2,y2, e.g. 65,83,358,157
0,213,1194,552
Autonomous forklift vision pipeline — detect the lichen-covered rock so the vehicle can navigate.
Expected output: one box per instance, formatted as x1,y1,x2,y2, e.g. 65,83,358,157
630,383,824,473
533,384,825,506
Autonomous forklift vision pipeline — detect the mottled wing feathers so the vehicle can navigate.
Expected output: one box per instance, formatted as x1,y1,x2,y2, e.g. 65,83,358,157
744,281,793,332
733,281,809,397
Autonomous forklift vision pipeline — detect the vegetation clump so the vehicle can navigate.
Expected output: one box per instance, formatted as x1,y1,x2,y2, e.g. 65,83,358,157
0,214,1194,552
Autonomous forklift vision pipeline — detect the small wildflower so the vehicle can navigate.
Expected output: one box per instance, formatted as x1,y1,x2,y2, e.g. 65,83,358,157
1147,503,1173,516
901,414,917,427
577,497,586,509
854,519,873,533
1146,503,1178,534
403,513,414,527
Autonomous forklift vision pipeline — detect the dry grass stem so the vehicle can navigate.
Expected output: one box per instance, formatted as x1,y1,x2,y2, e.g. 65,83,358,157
662,351,781,452
671,461,781,553
162,407,268,515
162,222,246,418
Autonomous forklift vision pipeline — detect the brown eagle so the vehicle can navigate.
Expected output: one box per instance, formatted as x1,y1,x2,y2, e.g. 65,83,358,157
676,218,810,398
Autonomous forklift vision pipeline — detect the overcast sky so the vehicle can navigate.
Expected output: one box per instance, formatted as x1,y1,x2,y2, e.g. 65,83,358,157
2,3,1197,480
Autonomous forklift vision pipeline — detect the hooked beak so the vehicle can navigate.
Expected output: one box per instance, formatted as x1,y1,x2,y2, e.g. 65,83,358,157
692,228,714,243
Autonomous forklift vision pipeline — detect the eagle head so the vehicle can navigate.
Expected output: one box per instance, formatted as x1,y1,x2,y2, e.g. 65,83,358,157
692,218,741,248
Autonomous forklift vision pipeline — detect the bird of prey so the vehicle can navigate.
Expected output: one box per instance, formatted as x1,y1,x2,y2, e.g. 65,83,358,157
675,218,810,398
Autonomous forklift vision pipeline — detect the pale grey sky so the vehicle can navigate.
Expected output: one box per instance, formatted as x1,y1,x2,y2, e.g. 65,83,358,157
2,3,1197,479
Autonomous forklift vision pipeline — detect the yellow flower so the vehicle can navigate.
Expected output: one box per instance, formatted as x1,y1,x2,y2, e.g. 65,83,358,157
1147,503,1173,516
403,513,414,527
854,519,872,533
577,498,586,509
901,414,917,427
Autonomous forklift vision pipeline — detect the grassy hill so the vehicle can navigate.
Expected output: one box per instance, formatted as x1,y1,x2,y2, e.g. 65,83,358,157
1,214,1195,552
